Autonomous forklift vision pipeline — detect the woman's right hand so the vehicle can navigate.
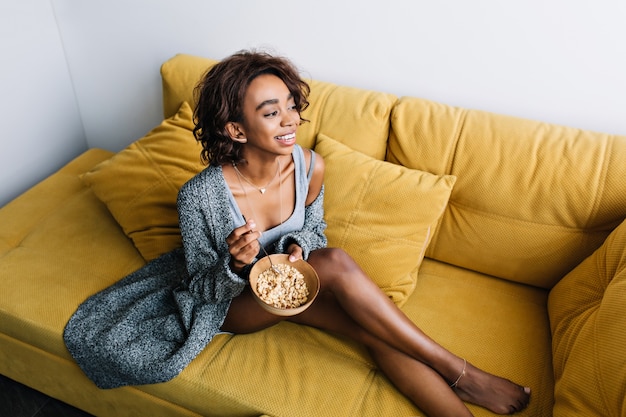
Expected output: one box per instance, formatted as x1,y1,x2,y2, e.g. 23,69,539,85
226,219,261,274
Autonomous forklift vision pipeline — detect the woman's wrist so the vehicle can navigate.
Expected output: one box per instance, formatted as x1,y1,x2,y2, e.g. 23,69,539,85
230,258,253,278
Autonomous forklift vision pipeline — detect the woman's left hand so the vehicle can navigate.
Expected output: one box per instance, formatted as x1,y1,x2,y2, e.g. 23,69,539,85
287,243,303,262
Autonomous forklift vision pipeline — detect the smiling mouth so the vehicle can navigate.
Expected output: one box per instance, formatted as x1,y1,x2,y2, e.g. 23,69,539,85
276,133,296,142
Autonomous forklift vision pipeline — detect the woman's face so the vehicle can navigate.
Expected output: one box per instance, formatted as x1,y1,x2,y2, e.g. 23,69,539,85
237,73,300,156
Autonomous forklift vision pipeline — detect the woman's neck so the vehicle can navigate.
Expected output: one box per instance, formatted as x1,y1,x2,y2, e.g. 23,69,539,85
235,153,285,182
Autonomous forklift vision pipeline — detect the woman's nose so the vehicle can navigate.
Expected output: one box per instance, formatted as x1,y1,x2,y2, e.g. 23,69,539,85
281,111,297,126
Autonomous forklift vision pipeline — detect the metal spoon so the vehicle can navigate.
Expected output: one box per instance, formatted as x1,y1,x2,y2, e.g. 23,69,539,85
258,240,284,278
242,215,286,280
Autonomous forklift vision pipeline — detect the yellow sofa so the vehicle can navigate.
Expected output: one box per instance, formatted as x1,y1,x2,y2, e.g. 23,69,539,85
1,53,625,417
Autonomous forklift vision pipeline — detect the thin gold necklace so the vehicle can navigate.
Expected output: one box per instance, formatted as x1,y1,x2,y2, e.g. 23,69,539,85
232,160,280,194
233,158,284,233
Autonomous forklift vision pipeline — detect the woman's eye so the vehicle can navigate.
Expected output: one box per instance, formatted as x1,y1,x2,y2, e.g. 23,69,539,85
265,111,278,117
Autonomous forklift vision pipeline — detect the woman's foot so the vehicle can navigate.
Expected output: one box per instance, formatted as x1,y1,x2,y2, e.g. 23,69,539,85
451,361,531,414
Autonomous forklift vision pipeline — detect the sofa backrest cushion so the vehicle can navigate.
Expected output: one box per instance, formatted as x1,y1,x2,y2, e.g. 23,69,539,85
160,54,397,160
388,96,626,289
548,218,626,416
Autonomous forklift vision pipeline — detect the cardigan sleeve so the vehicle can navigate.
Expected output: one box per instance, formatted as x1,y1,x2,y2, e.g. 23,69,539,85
275,186,328,260
177,170,248,303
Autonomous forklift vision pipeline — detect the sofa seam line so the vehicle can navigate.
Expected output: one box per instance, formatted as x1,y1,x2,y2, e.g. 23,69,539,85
584,136,613,230
446,108,468,175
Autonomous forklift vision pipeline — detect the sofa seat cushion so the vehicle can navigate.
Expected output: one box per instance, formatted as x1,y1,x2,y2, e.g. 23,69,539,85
548,218,626,416
403,258,555,416
131,257,554,417
0,150,145,360
138,326,418,417
314,134,456,305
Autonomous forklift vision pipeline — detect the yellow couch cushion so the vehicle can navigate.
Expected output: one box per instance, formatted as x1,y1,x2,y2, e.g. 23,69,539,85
143,327,389,416
388,96,626,288
402,258,554,416
548,219,626,416
297,80,396,159
160,53,396,160
314,134,456,305
160,54,218,120
81,102,203,261
0,150,145,360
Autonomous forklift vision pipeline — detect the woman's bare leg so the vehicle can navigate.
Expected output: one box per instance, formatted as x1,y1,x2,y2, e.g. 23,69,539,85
223,288,473,416
222,247,530,414
305,248,531,414
369,342,473,417
294,291,474,417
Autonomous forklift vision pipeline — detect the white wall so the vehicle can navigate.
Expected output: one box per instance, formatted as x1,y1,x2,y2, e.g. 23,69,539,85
51,0,626,154
2,0,625,205
0,0,87,207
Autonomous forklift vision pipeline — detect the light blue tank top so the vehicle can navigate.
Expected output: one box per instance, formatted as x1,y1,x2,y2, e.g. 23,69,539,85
227,145,316,254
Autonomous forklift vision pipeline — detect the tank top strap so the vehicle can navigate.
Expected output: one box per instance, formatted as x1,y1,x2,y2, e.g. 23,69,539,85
292,145,308,205
307,150,316,182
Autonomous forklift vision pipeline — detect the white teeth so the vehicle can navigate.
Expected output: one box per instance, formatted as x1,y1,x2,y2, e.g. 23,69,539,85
277,133,295,140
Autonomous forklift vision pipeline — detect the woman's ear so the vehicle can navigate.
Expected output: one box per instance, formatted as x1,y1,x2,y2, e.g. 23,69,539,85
226,122,247,144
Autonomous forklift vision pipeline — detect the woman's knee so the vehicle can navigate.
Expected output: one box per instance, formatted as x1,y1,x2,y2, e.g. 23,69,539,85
308,247,361,289
310,247,353,264
309,247,354,270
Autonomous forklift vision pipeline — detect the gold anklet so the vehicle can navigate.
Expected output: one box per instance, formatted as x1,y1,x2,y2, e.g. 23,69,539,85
449,358,467,388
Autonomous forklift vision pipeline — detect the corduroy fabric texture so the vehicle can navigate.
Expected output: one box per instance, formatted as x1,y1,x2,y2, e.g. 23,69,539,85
549,219,626,416
388,96,626,289
315,134,456,306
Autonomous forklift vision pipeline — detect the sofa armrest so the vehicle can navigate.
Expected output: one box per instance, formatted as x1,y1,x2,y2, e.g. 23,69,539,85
548,218,626,416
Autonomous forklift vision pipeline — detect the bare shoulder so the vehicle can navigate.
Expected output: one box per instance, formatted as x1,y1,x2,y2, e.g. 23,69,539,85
304,148,325,205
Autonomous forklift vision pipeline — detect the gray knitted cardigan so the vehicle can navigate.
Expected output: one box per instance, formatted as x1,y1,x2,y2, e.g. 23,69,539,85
63,164,327,389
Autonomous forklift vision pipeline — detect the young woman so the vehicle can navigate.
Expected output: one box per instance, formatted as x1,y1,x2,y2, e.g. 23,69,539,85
65,50,530,416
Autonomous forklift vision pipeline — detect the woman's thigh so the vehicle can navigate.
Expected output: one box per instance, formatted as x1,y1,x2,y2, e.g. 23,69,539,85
222,248,361,334
220,286,284,333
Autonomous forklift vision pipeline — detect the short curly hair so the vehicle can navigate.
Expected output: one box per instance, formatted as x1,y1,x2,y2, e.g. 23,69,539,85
193,50,310,166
